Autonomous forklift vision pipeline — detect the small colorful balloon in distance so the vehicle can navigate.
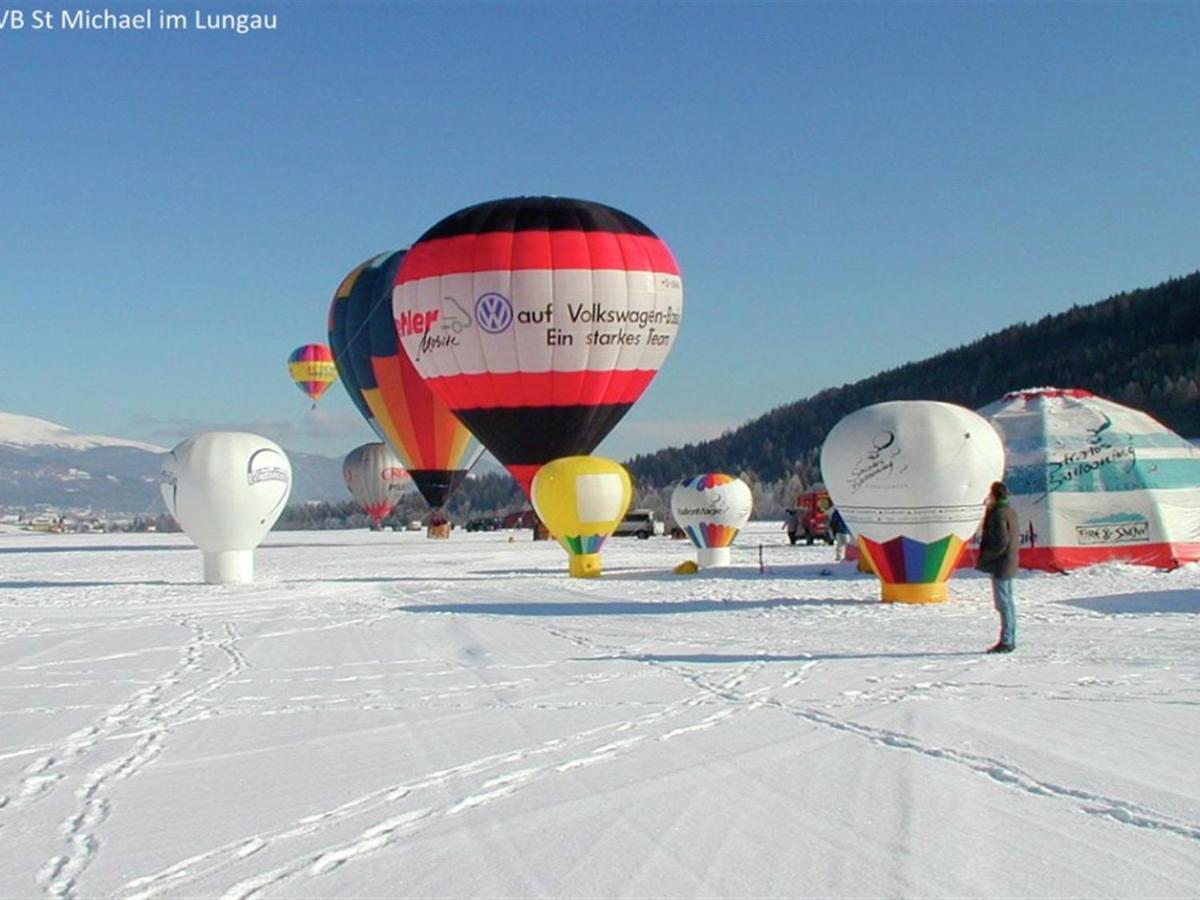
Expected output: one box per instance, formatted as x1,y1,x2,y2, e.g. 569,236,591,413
531,456,632,578
670,473,753,568
287,343,337,408
393,195,683,497
343,442,410,528
159,432,292,584
821,400,1005,603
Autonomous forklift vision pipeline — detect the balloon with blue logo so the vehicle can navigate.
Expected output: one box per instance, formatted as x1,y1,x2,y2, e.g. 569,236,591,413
393,196,683,498
670,474,753,568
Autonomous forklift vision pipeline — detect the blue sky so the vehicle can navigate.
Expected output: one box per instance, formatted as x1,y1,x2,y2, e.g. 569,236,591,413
2,1,1197,461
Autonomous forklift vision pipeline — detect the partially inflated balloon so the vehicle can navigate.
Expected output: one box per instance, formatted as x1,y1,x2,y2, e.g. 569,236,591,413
670,474,753,568
821,401,1004,603
287,344,337,407
531,456,632,578
393,196,683,496
343,442,410,527
160,432,292,583
329,250,483,509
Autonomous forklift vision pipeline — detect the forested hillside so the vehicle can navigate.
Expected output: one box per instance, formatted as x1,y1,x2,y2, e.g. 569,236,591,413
627,271,1200,488
283,269,1199,525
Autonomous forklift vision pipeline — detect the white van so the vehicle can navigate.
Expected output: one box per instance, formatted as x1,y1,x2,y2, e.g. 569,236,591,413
614,509,662,539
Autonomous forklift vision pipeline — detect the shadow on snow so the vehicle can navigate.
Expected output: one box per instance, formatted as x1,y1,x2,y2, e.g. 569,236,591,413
395,597,867,616
0,544,190,555
1061,589,1200,615
580,651,980,663
0,579,173,588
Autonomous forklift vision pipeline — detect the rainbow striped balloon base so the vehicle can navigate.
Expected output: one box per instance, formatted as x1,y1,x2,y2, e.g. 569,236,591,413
560,534,607,578
685,523,740,549
859,534,968,604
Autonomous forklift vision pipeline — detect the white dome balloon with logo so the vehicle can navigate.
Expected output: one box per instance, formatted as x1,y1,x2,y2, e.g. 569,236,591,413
160,432,292,583
821,401,1004,603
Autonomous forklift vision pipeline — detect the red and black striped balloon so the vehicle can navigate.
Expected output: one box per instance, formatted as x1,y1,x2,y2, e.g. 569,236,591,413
393,196,683,495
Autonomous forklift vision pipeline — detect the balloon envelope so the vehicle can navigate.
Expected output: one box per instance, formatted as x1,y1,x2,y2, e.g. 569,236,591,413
670,474,753,567
821,401,1004,603
160,432,292,583
287,344,337,405
343,442,410,526
531,456,632,578
329,250,483,508
393,196,683,496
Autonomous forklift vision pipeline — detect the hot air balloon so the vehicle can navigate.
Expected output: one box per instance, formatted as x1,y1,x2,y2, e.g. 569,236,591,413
287,344,337,408
159,432,292,583
393,196,683,496
821,401,1004,603
343,442,411,528
329,250,483,510
531,456,632,578
670,474,753,568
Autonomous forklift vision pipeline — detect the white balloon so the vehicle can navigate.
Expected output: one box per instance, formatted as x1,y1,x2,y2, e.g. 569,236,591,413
342,442,409,527
160,432,292,583
820,401,1004,602
670,474,753,568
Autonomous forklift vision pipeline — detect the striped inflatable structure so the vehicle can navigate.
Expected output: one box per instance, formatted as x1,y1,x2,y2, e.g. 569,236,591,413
979,388,1200,570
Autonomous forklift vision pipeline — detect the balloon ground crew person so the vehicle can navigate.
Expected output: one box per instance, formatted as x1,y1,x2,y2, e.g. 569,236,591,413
829,507,851,561
783,508,800,545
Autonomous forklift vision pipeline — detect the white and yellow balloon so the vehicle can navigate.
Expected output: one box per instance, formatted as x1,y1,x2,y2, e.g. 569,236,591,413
821,401,1004,603
671,474,753,567
531,456,632,578
160,432,292,584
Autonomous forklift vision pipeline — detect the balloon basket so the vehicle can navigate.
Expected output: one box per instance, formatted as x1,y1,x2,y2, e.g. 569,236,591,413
880,581,948,604
568,553,602,578
426,523,450,540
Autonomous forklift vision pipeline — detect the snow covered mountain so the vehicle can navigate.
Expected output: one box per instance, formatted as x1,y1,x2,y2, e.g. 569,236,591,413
0,412,168,453
0,412,346,514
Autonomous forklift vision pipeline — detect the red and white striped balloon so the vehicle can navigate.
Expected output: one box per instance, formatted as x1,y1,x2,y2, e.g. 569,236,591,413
393,196,683,495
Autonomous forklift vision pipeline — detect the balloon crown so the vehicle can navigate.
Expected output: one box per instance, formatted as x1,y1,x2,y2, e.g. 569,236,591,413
681,473,736,490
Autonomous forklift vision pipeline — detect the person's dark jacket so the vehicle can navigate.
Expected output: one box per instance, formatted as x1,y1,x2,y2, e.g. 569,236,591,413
976,502,1019,578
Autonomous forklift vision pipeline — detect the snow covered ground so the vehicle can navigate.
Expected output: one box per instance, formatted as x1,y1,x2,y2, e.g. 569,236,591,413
0,523,1197,898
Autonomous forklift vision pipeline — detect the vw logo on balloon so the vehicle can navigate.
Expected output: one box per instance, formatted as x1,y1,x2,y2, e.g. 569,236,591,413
475,292,514,334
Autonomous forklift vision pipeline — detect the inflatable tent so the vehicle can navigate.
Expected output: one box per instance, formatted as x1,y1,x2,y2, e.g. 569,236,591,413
978,388,1200,571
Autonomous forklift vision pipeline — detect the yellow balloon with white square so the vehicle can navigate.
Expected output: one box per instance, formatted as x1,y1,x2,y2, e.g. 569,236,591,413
531,456,633,578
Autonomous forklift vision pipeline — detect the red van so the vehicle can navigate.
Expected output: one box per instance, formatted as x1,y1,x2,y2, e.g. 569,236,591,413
795,490,834,545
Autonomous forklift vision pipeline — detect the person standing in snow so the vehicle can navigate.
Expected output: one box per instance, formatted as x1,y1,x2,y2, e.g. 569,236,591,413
829,507,850,561
784,508,800,545
976,481,1019,653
